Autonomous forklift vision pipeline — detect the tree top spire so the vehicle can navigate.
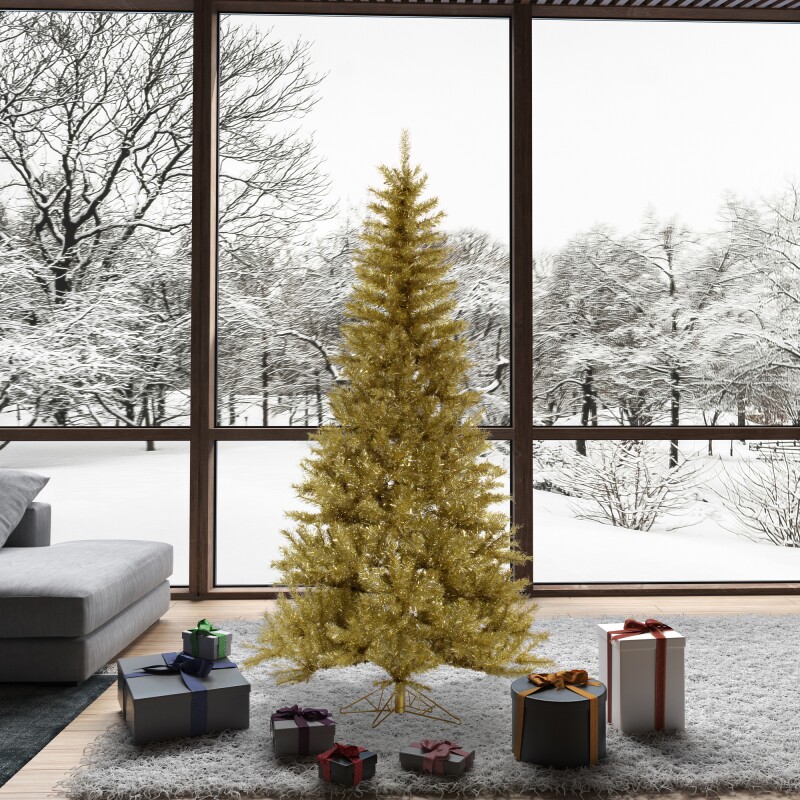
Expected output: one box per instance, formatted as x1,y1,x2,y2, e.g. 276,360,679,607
399,128,411,166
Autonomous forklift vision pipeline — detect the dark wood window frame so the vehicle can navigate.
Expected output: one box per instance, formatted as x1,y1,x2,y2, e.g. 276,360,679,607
1,0,799,599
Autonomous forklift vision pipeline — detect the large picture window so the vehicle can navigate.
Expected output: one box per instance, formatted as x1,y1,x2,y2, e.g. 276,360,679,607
2,2,798,596
0,10,193,429
530,18,800,586
532,19,800,429
216,14,510,429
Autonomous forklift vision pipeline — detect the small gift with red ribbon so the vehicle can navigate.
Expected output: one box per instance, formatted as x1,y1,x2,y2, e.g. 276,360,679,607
317,743,377,786
598,619,686,734
270,704,336,757
399,739,475,777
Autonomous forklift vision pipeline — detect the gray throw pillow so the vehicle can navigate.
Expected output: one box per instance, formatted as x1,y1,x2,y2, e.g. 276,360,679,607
0,468,50,547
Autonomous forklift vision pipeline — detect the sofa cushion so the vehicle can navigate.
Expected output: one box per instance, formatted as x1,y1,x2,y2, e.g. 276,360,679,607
0,539,172,637
0,468,49,547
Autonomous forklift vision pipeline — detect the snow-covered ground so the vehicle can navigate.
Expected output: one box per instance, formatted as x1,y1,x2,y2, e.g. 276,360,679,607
533,439,800,583
215,441,310,585
534,489,800,582
0,440,191,585
2,437,798,586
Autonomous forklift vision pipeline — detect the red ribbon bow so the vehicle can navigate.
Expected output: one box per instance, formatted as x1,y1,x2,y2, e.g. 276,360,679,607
411,739,473,775
317,743,367,785
607,618,673,729
615,618,672,637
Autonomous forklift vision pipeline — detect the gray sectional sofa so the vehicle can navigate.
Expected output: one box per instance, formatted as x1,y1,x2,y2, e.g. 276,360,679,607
0,502,172,683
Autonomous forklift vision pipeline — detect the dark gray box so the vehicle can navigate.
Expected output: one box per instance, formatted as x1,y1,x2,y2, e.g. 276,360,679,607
399,744,475,776
117,652,250,745
271,715,336,757
511,675,606,768
318,749,377,785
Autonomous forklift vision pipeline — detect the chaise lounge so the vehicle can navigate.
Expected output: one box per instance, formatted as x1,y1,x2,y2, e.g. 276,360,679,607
0,502,172,683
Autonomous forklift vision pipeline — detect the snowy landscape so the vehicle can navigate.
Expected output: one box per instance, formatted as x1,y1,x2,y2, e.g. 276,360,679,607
3,437,800,585
534,440,800,582
2,13,800,584
0,440,191,584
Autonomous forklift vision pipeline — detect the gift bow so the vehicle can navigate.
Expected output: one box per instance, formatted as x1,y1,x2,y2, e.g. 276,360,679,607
271,705,334,755
141,652,215,679
187,619,228,659
528,669,593,690
513,669,603,764
607,618,673,729
410,739,472,775
192,618,218,635
317,743,367,785
272,704,332,723
613,618,672,638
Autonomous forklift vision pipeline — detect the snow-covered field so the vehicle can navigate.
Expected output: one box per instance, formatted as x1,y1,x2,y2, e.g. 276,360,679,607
215,441,310,585
534,439,800,583
0,440,191,585
2,437,798,586
534,489,800,582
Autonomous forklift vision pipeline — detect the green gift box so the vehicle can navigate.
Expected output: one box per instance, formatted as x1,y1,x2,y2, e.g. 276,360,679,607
181,618,232,661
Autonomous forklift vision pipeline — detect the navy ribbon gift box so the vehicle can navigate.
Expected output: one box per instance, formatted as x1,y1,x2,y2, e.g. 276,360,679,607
117,652,250,745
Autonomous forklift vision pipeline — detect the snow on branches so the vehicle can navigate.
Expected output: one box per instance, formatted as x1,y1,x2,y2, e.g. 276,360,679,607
547,440,703,532
720,449,800,548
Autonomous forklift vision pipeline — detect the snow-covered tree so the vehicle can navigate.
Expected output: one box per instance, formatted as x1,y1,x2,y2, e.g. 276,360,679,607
0,11,330,429
533,212,752,464
720,449,800,548
550,439,702,531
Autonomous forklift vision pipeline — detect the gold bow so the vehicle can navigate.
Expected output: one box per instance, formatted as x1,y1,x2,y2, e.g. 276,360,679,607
513,669,602,765
528,669,592,690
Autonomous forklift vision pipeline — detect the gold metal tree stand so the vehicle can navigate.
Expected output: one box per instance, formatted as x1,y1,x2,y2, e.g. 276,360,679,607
339,681,461,728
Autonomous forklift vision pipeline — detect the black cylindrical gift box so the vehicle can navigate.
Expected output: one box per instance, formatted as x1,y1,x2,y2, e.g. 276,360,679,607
511,675,607,768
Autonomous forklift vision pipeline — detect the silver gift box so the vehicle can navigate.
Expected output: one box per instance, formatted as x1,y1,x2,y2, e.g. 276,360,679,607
181,628,233,661
271,715,336,757
117,653,250,745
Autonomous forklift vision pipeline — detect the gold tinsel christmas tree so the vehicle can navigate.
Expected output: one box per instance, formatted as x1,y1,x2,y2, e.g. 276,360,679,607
249,133,547,721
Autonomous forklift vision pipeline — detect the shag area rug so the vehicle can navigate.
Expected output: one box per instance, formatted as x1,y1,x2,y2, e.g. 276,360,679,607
0,674,115,788
63,615,800,798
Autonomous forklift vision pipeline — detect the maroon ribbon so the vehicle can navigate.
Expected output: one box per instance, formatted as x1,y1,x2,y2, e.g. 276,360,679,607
317,743,367,785
410,739,473,775
271,705,333,756
606,618,673,729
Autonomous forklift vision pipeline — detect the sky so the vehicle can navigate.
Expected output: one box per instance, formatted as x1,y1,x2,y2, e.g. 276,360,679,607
532,19,800,250
222,15,511,245
224,15,800,254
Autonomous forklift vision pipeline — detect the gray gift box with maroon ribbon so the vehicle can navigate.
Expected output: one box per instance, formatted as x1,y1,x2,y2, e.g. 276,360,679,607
399,740,475,777
270,705,336,757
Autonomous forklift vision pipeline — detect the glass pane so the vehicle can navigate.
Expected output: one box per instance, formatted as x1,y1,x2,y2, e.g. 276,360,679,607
0,440,190,585
215,439,510,587
217,15,510,427
532,20,800,426
534,439,800,582
0,11,192,427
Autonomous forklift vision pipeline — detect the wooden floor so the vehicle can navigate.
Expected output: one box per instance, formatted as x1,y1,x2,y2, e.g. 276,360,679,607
2,596,799,800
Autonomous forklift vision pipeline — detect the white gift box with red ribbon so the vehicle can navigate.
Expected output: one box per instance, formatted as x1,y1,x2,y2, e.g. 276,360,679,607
597,620,685,734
